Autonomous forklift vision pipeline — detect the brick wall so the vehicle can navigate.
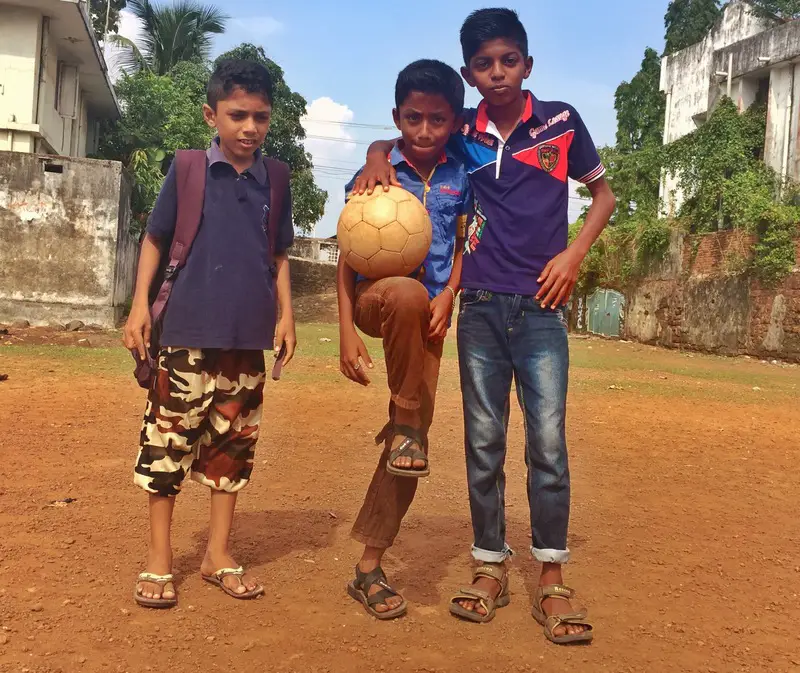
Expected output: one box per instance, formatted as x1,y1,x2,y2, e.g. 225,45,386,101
625,230,800,361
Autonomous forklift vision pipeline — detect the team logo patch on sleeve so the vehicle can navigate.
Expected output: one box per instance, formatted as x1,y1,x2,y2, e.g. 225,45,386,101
537,144,560,173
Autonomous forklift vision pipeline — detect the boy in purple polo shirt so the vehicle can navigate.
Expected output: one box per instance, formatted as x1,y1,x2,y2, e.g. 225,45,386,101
123,59,296,608
357,9,615,643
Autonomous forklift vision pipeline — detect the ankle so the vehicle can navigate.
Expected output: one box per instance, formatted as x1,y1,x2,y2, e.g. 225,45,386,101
358,548,384,572
539,563,564,586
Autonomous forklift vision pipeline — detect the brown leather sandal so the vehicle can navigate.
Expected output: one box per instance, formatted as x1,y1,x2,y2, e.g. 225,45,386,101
449,563,510,623
386,425,429,478
347,566,407,620
531,584,594,644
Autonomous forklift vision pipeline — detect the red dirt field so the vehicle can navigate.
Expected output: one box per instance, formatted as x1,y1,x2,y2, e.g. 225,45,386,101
1,325,799,673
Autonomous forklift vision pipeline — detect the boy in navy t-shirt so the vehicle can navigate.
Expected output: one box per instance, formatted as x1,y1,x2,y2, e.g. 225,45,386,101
338,60,471,619
123,60,296,608
357,9,615,643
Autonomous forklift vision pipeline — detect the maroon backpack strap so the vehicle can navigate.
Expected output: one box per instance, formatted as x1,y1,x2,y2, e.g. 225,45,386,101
264,157,290,277
150,149,207,322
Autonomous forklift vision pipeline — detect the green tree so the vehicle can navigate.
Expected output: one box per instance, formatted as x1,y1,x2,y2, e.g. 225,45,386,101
98,61,213,229
614,48,666,152
100,44,327,235
112,0,227,75
663,0,721,54
89,0,127,41
748,0,800,20
215,44,327,234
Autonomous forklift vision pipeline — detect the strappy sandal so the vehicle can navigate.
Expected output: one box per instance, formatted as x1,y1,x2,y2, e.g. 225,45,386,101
531,584,594,644
347,566,407,620
134,572,177,609
449,563,510,623
386,425,429,478
201,566,264,600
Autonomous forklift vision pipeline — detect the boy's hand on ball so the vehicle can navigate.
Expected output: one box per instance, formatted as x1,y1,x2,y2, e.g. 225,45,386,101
274,316,297,366
536,248,582,310
429,292,452,341
123,299,152,360
353,159,401,195
340,329,373,385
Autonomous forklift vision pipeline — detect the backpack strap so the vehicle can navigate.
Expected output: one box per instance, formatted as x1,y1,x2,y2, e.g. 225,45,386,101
264,157,290,278
150,149,207,322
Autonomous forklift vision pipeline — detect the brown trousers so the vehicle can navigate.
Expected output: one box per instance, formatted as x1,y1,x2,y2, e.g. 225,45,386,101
350,277,444,549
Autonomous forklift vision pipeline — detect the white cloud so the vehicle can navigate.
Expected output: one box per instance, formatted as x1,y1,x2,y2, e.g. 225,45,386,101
230,16,285,37
301,97,356,161
103,9,145,81
301,97,358,237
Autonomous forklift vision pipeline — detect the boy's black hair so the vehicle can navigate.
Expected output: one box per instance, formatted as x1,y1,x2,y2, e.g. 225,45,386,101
460,8,529,65
207,59,274,108
395,59,465,116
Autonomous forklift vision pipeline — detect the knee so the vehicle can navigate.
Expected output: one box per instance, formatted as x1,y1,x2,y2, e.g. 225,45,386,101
383,278,430,321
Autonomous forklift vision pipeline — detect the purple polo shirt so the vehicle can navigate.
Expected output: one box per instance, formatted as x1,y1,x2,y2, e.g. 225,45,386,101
146,138,293,350
449,91,605,295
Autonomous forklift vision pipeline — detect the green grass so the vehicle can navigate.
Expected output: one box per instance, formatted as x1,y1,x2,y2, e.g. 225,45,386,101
1,323,796,402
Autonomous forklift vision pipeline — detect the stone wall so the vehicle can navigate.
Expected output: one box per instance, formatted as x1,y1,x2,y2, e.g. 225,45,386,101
289,257,337,297
625,230,800,361
0,151,135,328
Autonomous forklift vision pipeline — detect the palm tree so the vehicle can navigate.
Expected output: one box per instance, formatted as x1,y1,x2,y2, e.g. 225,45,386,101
112,0,228,75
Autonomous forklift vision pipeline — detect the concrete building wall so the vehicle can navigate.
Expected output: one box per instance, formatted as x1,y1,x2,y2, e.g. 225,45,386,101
659,1,776,215
0,5,40,153
0,151,136,327
0,2,111,157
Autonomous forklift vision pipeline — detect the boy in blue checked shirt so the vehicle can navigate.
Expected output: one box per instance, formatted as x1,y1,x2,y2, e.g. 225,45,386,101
357,9,615,642
338,59,471,619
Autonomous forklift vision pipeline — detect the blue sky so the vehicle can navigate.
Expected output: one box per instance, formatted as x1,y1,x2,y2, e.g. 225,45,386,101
120,1,668,236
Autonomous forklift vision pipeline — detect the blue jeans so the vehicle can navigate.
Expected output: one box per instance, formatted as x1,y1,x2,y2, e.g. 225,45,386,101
457,290,570,565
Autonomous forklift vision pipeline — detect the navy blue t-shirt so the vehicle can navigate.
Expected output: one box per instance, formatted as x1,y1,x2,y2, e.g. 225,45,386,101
146,138,294,350
451,91,605,295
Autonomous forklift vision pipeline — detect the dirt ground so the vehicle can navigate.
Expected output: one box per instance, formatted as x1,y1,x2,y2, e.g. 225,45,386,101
1,324,799,673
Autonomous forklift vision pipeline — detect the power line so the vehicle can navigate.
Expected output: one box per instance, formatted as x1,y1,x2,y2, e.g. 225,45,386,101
303,118,395,130
306,134,374,146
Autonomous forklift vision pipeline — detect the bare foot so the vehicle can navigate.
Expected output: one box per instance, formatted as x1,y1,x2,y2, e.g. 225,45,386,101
390,433,426,471
201,551,261,595
136,547,175,601
357,559,404,613
454,562,506,616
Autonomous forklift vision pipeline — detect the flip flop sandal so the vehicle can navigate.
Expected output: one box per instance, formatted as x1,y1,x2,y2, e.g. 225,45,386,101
134,572,177,609
346,566,407,620
531,584,594,644
386,425,429,478
449,563,510,623
201,566,264,600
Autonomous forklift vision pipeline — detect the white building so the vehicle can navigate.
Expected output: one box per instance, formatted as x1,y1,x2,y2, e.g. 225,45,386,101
658,0,800,214
0,0,119,157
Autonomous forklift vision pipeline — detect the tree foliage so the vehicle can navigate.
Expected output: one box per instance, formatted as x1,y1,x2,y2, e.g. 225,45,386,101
89,0,127,41
214,44,327,234
111,0,227,75
749,0,800,20
615,48,666,152
663,0,721,54
99,42,327,235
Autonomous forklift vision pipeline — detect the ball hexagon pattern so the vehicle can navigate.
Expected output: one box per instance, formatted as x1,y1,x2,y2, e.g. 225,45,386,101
337,186,432,280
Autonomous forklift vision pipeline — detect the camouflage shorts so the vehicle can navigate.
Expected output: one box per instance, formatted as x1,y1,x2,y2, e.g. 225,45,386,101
134,348,266,497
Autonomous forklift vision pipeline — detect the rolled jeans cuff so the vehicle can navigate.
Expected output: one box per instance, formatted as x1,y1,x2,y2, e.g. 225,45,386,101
471,544,513,563
531,546,570,564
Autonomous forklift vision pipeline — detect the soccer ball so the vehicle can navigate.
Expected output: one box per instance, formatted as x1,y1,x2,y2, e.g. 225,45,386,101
337,186,432,279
